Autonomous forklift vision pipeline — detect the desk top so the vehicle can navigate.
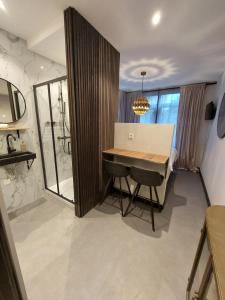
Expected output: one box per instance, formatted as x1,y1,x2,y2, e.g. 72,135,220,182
206,206,225,300
102,148,169,164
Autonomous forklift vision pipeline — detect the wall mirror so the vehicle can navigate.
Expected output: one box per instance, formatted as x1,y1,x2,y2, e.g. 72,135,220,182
217,92,225,138
0,78,26,124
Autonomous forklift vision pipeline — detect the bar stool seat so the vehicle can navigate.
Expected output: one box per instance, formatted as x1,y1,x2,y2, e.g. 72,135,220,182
102,159,131,216
125,166,164,231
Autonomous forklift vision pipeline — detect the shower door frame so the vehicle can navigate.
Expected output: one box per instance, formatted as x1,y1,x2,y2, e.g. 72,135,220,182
33,75,74,205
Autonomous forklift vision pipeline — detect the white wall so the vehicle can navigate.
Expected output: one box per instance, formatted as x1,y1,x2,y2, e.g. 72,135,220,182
0,28,66,211
201,71,225,205
197,85,217,166
114,123,174,156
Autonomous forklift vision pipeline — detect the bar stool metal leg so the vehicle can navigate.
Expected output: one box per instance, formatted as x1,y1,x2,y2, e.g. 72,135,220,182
125,176,132,196
150,186,155,232
150,186,152,202
119,177,124,216
153,186,160,209
101,175,112,204
124,183,140,216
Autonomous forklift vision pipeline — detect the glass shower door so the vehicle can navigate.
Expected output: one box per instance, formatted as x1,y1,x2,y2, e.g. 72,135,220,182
35,84,58,192
34,76,74,203
50,79,74,200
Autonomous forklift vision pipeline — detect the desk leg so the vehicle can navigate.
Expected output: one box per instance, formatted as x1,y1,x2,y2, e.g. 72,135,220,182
186,223,207,299
164,160,169,178
196,255,213,300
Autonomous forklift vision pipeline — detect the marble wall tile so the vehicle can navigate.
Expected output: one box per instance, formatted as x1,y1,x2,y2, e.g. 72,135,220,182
0,28,67,211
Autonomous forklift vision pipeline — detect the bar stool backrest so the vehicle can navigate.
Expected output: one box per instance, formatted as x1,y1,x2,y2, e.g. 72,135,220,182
103,159,130,178
130,166,163,187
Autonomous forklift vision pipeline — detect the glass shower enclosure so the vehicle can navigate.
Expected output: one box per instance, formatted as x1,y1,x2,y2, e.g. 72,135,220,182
33,76,74,204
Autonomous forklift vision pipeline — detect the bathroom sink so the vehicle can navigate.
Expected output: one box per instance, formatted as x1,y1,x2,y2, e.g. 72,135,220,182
0,151,36,167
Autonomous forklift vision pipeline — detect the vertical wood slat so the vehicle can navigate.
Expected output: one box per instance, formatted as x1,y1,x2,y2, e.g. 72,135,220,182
0,214,24,300
98,36,120,190
64,7,120,217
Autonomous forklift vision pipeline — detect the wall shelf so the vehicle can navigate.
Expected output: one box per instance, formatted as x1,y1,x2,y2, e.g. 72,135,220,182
0,126,29,138
0,126,29,132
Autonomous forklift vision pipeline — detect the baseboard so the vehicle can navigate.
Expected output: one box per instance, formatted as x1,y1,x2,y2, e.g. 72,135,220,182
199,169,211,207
8,198,46,220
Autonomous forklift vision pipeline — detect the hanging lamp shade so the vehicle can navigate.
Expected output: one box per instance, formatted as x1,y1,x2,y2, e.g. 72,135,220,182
132,96,150,115
132,71,150,116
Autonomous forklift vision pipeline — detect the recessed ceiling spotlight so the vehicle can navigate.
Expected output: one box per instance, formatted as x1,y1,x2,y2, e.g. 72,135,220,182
40,66,44,70
152,11,161,26
0,0,6,12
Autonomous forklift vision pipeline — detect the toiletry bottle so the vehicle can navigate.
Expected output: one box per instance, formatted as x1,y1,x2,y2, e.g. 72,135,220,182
20,140,27,152
15,137,20,152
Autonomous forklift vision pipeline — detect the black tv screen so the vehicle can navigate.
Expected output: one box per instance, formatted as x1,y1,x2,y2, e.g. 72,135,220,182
205,101,216,120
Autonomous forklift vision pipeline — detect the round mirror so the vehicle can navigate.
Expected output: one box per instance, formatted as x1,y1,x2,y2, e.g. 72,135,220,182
217,93,225,138
0,78,26,124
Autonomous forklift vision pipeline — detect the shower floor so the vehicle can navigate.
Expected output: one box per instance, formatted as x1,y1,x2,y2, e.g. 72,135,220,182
49,177,74,202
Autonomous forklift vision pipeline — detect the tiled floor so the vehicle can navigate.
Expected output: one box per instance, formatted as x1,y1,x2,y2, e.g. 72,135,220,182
10,171,207,300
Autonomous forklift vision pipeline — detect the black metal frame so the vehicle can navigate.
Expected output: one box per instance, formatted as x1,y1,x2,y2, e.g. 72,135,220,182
33,75,74,205
102,175,131,216
144,88,180,125
0,77,27,125
26,159,34,170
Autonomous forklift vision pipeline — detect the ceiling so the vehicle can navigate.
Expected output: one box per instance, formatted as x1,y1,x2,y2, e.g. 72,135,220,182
1,0,225,90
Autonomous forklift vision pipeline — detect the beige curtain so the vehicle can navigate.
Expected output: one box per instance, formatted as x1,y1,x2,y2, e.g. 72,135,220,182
175,84,206,171
117,90,127,122
117,90,142,122
125,91,141,122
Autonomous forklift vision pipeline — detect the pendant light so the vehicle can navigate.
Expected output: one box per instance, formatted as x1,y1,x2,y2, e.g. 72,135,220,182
132,71,150,115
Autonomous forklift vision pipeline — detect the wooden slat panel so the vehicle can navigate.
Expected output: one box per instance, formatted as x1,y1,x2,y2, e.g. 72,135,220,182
64,7,120,217
98,35,120,190
103,148,169,164
0,214,24,300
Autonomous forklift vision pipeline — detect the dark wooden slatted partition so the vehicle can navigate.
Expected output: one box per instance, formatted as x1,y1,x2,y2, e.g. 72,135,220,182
64,7,120,217
98,36,120,189
0,214,25,300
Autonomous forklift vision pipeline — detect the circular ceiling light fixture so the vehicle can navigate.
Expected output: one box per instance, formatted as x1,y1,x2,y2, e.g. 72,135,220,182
120,58,177,84
0,0,6,12
152,11,161,26
132,71,150,116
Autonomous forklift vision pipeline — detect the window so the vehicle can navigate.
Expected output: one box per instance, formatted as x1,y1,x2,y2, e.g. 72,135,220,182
140,89,180,147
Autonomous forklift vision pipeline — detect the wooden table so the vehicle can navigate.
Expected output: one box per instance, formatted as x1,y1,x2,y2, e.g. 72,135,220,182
103,148,169,176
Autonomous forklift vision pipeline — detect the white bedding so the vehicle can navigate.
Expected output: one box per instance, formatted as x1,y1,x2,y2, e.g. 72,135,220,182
169,148,178,171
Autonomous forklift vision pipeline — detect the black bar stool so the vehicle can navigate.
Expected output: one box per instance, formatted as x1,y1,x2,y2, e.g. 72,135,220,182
125,166,164,231
102,159,131,216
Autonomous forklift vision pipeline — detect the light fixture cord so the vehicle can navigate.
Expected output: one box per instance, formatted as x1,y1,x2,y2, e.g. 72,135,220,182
141,74,145,95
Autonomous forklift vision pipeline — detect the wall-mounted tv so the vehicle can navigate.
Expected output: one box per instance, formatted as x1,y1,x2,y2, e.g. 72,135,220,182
205,101,216,120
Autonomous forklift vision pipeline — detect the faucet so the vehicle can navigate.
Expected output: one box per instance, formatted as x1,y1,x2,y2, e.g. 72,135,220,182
6,134,17,154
